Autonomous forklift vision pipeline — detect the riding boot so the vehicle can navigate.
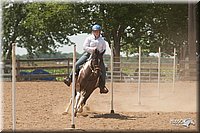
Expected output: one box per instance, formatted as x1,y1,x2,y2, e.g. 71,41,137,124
64,74,72,87
98,73,108,94
99,86,109,94
64,70,79,86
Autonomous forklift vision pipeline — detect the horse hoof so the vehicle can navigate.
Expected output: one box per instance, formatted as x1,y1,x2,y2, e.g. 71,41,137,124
74,113,77,117
62,112,68,115
77,107,83,113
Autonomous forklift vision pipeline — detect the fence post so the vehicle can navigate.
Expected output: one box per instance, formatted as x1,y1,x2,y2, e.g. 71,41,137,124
138,46,141,105
67,57,70,77
149,60,152,82
158,47,161,97
12,43,16,132
16,60,20,81
172,48,176,93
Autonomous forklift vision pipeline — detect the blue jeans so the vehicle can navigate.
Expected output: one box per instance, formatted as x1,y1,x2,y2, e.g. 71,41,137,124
75,52,90,74
69,52,106,88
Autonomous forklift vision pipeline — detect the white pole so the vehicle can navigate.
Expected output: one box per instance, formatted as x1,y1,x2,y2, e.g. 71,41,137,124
12,43,16,131
172,48,176,93
0,2,3,131
71,44,76,128
138,46,141,105
110,43,114,114
158,47,161,97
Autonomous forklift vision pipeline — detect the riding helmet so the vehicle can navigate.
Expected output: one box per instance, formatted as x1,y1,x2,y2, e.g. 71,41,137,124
92,24,101,31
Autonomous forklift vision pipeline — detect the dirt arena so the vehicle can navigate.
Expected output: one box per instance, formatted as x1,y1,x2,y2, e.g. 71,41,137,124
2,81,198,132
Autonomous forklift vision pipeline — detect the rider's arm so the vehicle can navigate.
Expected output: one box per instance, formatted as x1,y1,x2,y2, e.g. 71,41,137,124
102,40,107,54
83,37,96,54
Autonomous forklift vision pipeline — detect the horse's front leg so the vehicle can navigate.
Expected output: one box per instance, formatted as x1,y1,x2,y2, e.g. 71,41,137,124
77,96,85,113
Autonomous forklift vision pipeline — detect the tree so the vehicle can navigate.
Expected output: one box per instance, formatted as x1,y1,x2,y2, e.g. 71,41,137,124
2,2,188,62
2,2,77,60
71,3,145,64
71,3,187,58
120,4,188,57
149,4,188,56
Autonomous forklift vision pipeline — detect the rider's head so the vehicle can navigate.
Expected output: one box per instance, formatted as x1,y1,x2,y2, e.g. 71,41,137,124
92,24,101,39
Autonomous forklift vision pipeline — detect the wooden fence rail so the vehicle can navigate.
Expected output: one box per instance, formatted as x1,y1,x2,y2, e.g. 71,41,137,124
2,57,192,82
2,58,74,81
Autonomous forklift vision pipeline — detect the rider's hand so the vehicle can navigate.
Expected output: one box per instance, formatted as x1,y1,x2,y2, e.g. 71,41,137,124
91,47,97,51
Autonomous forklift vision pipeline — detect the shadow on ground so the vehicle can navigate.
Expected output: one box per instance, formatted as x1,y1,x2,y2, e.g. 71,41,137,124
89,113,146,120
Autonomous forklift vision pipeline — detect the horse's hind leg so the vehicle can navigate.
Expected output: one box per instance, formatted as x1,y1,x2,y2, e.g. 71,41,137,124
62,89,78,115
62,97,72,115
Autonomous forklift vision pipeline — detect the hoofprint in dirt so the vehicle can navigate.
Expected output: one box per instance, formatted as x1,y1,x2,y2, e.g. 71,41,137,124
2,81,198,131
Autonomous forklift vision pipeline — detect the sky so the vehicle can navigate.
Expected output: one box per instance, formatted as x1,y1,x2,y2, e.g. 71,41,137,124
16,33,111,55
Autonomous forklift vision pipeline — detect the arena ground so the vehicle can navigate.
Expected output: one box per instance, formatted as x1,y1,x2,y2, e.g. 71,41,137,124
2,81,198,132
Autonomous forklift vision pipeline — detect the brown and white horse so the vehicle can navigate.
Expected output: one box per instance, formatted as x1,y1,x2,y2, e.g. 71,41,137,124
63,49,103,116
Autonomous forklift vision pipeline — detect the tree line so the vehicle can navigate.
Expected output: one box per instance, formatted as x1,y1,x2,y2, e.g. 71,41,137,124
2,2,188,61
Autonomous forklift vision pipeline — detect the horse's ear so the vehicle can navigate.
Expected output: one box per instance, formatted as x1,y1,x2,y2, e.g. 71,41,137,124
94,48,100,55
92,48,98,58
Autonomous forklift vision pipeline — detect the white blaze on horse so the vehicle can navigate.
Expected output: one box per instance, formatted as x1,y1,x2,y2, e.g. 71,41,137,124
63,49,103,116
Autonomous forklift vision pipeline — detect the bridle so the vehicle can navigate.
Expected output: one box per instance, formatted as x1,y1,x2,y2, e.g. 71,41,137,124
89,50,101,74
84,49,102,87
89,57,101,74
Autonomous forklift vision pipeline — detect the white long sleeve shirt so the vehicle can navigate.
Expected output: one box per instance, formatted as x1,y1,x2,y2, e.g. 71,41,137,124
83,34,106,54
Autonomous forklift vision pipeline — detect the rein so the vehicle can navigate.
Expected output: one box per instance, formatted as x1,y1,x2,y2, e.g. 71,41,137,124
88,60,101,73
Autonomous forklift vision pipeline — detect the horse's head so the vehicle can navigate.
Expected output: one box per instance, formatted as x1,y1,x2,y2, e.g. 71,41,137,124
90,48,102,76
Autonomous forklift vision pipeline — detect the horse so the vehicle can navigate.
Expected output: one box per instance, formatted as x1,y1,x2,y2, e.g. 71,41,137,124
63,48,103,116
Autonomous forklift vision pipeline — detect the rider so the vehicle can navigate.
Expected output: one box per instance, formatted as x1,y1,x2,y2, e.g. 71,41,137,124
64,24,109,94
